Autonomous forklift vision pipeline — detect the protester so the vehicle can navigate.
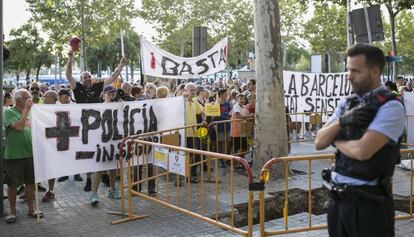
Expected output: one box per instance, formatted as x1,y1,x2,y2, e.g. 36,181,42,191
56,89,83,183
29,82,43,104
144,82,156,99
182,83,205,185
131,86,144,100
89,86,122,205
3,92,13,107
66,49,127,192
156,85,169,98
315,44,405,236
231,93,253,160
3,89,43,223
120,82,135,101
41,91,59,202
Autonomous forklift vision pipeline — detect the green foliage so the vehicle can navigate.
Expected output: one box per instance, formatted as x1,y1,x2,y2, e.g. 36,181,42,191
4,23,53,81
86,28,140,75
26,0,138,56
303,4,347,72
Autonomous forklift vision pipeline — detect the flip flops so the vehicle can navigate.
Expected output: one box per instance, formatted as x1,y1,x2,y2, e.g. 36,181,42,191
28,210,44,218
5,215,16,224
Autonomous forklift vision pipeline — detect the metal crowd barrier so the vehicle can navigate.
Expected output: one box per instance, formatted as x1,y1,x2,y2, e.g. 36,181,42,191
288,111,333,144
111,131,255,237
257,149,414,236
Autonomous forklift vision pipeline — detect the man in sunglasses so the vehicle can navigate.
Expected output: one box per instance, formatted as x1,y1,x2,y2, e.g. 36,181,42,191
66,50,127,191
29,82,43,104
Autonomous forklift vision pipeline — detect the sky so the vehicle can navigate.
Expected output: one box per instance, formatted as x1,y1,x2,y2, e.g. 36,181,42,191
3,0,157,40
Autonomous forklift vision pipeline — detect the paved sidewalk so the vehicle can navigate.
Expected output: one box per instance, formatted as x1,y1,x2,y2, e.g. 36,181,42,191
1,179,235,237
1,142,413,236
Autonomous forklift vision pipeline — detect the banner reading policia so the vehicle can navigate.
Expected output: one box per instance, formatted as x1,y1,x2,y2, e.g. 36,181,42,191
31,97,185,183
283,71,352,114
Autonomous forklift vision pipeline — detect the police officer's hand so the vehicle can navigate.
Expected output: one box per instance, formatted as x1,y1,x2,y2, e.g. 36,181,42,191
339,105,376,128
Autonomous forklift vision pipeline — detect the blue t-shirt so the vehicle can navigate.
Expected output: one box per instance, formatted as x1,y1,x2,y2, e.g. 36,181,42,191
327,86,406,185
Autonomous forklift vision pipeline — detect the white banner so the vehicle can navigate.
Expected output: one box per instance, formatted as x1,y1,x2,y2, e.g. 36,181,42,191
283,71,351,115
141,37,228,79
32,97,185,182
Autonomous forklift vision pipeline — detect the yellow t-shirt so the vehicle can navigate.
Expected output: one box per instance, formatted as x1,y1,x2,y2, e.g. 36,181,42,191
186,98,203,137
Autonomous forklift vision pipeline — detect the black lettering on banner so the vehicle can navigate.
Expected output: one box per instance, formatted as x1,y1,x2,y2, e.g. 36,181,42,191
325,74,333,97
129,108,141,136
318,74,326,97
161,56,179,76
332,76,339,96
196,58,209,74
81,109,101,144
149,106,158,132
123,105,129,137
304,97,314,112
101,109,113,143
112,110,123,141
301,74,310,96
288,74,297,95
96,145,101,162
102,144,115,162
285,94,299,113
208,51,218,68
45,111,80,151
179,61,194,75
218,48,227,65
142,103,148,133
310,75,318,96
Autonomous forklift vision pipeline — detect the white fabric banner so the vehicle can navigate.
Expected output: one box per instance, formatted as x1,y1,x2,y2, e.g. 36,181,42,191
283,71,351,114
32,97,185,182
141,37,228,79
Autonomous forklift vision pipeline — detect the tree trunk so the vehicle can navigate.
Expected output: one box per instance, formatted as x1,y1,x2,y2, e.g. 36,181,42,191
25,69,31,85
387,5,397,81
36,64,41,81
130,63,134,81
252,0,287,178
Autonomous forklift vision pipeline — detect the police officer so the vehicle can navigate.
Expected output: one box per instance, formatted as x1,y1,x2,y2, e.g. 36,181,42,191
315,44,405,237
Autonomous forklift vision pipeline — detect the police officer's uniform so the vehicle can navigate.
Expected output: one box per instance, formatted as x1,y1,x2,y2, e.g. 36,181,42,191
324,85,406,237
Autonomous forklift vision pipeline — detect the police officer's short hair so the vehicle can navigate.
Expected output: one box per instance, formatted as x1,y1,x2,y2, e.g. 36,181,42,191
346,44,385,73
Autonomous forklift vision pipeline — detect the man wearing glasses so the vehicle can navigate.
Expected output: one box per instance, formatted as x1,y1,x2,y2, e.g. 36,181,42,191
29,82,43,104
66,50,127,191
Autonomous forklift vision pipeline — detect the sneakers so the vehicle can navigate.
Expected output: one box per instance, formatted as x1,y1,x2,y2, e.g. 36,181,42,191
190,176,199,184
74,174,83,182
108,190,121,199
42,191,55,202
89,193,99,205
57,176,69,182
84,179,91,192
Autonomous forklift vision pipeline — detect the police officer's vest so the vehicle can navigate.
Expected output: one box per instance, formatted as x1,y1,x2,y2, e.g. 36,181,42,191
334,88,403,181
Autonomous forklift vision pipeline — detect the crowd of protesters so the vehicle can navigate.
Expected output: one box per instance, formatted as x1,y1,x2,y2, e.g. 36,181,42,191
2,49,258,224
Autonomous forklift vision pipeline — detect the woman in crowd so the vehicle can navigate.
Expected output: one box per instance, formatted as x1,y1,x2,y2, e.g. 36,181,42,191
89,86,121,205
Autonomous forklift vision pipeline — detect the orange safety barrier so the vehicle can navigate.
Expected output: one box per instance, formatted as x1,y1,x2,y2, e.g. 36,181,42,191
258,149,414,236
111,132,255,237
